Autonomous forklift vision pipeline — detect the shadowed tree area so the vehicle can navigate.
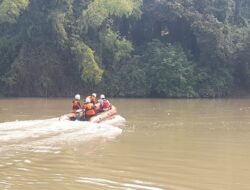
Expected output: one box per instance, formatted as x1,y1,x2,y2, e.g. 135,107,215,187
0,0,250,97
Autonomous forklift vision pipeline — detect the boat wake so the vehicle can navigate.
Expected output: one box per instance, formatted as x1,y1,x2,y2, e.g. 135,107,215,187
0,115,125,154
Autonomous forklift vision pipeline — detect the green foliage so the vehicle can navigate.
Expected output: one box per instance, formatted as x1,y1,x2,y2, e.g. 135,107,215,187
0,0,29,24
1,42,69,96
195,68,233,97
49,11,68,44
99,28,133,66
143,40,197,97
99,57,149,97
0,37,20,76
71,41,103,84
85,0,142,27
234,35,250,90
0,0,250,97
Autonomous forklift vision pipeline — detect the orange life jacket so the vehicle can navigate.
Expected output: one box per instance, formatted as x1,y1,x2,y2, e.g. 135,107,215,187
72,100,81,112
83,103,96,116
86,96,97,104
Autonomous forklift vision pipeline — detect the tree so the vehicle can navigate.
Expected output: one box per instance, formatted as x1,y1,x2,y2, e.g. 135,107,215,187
0,0,29,24
143,40,196,97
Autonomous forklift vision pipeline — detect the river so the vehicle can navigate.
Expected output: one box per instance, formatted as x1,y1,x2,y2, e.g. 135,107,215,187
0,98,250,190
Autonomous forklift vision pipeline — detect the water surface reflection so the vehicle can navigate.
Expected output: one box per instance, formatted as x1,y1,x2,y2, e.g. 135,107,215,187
1,98,250,189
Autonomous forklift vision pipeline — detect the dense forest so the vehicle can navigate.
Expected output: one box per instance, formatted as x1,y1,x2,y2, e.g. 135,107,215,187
0,0,250,98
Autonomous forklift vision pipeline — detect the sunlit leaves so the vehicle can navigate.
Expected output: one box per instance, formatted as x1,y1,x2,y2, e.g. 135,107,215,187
0,0,29,24
50,11,68,43
71,41,103,84
80,46,103,84
99,29,133,65
85,0,142,27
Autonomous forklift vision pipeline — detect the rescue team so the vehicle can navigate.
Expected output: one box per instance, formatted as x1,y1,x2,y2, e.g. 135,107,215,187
71,93,112,121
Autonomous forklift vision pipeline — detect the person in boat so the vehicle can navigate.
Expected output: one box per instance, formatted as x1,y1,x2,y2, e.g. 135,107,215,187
82,97,96,121
72,94,81,112
70,94,82,121
86,93,97,104
98,94,112,112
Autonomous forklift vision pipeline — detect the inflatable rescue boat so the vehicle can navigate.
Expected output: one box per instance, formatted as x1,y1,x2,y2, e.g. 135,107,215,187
89,106,117,123
59,104,117,123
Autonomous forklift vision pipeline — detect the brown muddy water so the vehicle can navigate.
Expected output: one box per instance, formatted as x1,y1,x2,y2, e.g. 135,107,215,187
1,98,250,190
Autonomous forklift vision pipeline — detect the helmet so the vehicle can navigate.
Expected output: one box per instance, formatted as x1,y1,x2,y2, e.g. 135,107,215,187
92,93,97,98
75,94,80,100
100,94,105,99
85,97,91,103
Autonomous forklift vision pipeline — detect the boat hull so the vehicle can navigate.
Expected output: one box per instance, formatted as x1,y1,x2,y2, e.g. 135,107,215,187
90,106,117,123
59,106,117,123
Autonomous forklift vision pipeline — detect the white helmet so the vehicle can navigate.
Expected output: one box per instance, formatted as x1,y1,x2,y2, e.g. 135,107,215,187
92,93,97,98
100,94,105,99
75,94,80,100
85,97,91,103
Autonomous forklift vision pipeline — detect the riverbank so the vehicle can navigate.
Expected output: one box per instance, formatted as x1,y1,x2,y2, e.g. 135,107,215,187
0,87,250,99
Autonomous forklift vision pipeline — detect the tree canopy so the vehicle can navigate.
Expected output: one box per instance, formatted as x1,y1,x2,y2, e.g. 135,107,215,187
0,0,250,97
